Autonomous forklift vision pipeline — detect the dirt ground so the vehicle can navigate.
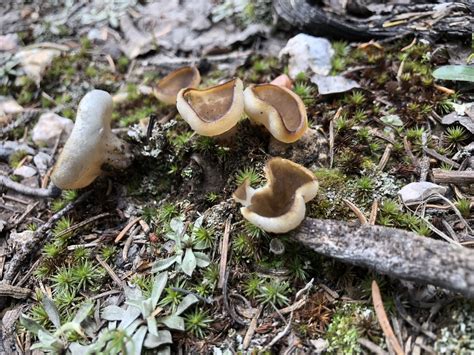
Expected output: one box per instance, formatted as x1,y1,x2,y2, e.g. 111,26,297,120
0,1,473,354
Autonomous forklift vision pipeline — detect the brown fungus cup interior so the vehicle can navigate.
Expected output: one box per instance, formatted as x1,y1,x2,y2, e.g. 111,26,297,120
182,79,236,123
156,66,200,100
241,158,316,218
252,84,304,133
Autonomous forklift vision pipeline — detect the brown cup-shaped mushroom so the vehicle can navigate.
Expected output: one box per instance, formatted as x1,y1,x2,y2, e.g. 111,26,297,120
176,78,244,136
243,84,307,143
233,157,318,233
154,66,201,105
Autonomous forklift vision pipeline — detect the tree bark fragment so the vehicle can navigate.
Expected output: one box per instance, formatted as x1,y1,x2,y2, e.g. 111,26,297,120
292,218,474,298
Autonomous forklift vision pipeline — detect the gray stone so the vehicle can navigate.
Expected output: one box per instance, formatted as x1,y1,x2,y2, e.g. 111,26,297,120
279,34,334,79
13,165,36,178
311,74,360,95
398,182,447,205
33,152,52,176
32,112,74,147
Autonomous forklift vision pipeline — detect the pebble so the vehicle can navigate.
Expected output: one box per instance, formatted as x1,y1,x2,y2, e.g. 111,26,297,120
398,182,447,205
31,112,74,147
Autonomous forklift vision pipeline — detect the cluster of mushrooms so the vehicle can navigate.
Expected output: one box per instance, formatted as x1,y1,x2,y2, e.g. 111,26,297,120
50,66,320,234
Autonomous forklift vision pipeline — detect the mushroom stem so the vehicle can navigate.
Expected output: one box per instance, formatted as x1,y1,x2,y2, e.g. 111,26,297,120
0,176,61,198
51,90,133,190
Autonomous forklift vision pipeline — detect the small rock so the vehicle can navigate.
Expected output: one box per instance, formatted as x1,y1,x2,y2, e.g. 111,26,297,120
9,230,35,249
441,109,474,134
33,152,52,175
0,33,19,52
398,182,447,205
310,338,329,353
32,112,74,147
311,74,360,95
13,165,36,178
279,34,334,79
15,47,62,85
0,96,23,115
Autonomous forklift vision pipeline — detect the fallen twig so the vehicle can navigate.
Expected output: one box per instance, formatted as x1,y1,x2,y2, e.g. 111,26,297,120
95,255,124,289
343,199,368,224
0,176,61,198
372,280,404,355
292,218,474,298
0,283,31,299
4,191,92,283
218,215,232,289
432,169,474,185
243,305,263,350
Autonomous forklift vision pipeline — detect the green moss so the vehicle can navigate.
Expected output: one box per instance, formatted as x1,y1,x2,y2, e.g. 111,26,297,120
117,56,130,73
313,168,347,189
8,150,28,168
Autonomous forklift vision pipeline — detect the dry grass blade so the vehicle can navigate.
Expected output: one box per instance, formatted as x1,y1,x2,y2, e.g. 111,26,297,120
371,280,404,355
218,215,232,289
96,255,124,289
343,199,368,224
114,217,141,243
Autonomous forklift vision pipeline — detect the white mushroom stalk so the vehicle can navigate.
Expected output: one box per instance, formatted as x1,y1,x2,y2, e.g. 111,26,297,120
51,90,132,190
243,84,308,143
233,157,318,233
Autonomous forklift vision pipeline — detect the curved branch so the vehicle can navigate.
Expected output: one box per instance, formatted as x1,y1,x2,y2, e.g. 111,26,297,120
291,218,474,298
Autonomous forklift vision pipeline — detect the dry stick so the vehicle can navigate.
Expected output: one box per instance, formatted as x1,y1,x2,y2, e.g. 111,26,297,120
218,215,232,289
291,218,474,298
114,217,141,243
343,199,368,224
0,176,61,198
329,108,342,169
432,169,474,185
423,147,460,169
372,280,404,355
4,191,92,283
0,284,31,299
377,144,392,171
369,199,379,225
358,338,389,355
243,305,263,350
95,255,125,289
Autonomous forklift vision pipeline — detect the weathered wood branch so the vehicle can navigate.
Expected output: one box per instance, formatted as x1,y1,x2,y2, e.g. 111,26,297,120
432,168,474,185
292,218,474,298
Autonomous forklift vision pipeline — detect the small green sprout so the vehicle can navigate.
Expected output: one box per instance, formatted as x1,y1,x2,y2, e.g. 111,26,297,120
332,41,349,57
72,246,89,261
352,108,367,122
455,199,471,218
158,203,179,223
185,308,213,338
43,242,63,260
71,260,101,291
257,279,290,307
445,126,467,144
101,245,117,262
348,91,366,106
293,83,315,106
235,167,262,186
205,192,219,203
51,266,75,293
243,274,261,298
193,226,215,249
52,217,73,243
356,176,374,193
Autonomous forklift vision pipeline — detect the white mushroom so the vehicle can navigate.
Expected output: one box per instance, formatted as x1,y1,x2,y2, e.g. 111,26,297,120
233,157,318,233
51,90,132,189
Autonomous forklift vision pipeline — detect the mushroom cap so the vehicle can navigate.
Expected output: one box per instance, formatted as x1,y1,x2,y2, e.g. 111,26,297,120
176,78,244,136
154,66,201,105
233,157,318,233
51,90,122,190
243,84,308,143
